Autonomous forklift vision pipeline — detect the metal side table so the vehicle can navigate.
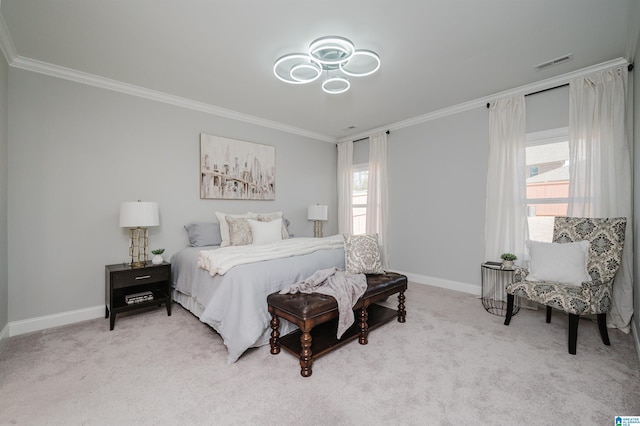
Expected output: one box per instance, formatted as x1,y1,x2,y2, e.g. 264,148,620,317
481,262,520,317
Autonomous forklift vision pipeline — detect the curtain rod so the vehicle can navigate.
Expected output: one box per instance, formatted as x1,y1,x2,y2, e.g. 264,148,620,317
353,129,390,143
486,63,634,108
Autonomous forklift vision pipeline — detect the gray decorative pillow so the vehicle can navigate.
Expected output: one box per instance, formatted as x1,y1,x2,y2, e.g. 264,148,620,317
226,217,253,246
184,222,222,247
343,233,384,274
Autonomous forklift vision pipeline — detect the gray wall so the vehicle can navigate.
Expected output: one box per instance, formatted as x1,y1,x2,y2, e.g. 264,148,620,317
7,68,337,322
526,86,569,133
386,89,569,291
0,52,8,334
387,107,488,287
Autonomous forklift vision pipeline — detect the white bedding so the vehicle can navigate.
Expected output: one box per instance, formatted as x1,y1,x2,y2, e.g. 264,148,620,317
197,234,344,276
171,236,345,364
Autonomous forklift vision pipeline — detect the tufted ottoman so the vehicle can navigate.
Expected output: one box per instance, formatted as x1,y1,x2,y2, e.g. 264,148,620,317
267,272,407,377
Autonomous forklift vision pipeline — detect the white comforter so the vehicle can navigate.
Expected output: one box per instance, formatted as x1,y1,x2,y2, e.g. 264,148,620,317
198,234,345,276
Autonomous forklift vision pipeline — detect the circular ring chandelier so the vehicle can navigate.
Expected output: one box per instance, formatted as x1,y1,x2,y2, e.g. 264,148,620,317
273,36,380,94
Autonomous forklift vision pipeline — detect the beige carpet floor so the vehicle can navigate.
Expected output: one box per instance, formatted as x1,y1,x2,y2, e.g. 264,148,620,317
1,282,639,425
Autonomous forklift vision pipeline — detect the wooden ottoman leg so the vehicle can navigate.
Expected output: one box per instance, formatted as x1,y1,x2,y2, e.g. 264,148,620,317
299,329,313,377
269,314,280,355
397,291,406,323
359,307,369,344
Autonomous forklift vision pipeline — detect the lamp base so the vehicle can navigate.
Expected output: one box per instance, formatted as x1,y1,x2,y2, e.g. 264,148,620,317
128,227,149,267
313,220,323,238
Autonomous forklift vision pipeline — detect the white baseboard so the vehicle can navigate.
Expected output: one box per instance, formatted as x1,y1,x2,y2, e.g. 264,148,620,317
395,270,481,296
9,305,104,337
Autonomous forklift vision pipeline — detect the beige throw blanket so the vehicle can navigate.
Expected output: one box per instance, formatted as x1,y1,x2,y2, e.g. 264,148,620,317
280,267,368,339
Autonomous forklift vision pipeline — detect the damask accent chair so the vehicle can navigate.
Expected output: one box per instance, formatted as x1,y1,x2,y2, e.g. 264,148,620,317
504,217,627,354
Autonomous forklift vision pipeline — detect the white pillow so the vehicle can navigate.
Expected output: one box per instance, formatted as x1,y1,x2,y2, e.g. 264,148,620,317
257,212,289,240
215,212,257,247
247,218,283,245
526,240,591,286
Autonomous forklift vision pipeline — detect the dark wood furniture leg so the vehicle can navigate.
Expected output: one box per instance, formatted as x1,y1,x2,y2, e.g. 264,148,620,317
504,294,514,326
546,305,552,323
299,329,313,377
397,291,406,322
568,314,579,355
270,314,281,354
359,307,369,345
597,313,610,346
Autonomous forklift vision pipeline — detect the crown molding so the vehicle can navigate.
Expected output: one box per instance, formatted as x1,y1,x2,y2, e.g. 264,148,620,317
0,11,628,148
338,57,629,143
9,55,337,143
0,3,334,141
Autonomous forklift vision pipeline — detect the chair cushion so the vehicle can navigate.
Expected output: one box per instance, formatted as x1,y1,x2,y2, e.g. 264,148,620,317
506,280,590,315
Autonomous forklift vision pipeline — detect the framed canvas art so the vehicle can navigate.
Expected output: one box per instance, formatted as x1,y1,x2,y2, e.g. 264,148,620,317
200,133,275,200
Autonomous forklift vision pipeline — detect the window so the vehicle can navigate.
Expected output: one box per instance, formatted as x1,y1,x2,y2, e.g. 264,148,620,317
352,164,368,235
526,128,569,242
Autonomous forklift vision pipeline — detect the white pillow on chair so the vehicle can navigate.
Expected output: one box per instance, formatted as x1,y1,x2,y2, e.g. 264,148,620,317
526,240,591,286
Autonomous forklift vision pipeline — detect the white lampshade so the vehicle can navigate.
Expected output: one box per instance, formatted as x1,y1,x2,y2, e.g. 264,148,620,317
307,204,328,221
119,201,159,228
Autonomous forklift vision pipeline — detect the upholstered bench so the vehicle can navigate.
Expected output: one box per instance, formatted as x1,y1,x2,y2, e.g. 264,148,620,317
267,272,408,377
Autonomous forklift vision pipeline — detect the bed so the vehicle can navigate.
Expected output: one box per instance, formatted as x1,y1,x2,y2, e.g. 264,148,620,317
171,222,345,364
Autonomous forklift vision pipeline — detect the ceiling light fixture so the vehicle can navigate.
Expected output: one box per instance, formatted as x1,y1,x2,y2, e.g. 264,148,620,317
273,36,380,94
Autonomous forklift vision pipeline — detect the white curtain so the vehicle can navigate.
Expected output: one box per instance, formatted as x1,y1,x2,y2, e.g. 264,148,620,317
485,95,529,300
337,141,353,235
366,131,389,269
567,66,633,332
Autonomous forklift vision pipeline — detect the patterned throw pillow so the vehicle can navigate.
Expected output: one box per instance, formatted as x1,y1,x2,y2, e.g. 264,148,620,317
343,233,384,274
215,211,257,247
226,217,253,246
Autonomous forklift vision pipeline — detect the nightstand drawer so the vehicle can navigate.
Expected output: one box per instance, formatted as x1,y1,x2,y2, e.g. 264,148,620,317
112,266,170,289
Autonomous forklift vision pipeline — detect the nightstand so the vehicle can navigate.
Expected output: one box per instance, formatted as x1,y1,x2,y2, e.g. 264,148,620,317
105,261,172,330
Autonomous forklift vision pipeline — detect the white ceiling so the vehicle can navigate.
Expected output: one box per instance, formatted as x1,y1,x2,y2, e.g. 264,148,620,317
0,0,636,142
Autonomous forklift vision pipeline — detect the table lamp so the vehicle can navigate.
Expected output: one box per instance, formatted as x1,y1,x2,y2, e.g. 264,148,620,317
119,200,159,267
307,204,328,238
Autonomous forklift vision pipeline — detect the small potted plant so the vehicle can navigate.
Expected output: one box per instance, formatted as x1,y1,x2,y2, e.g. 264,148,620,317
151,248,165,265
500,253,517,268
